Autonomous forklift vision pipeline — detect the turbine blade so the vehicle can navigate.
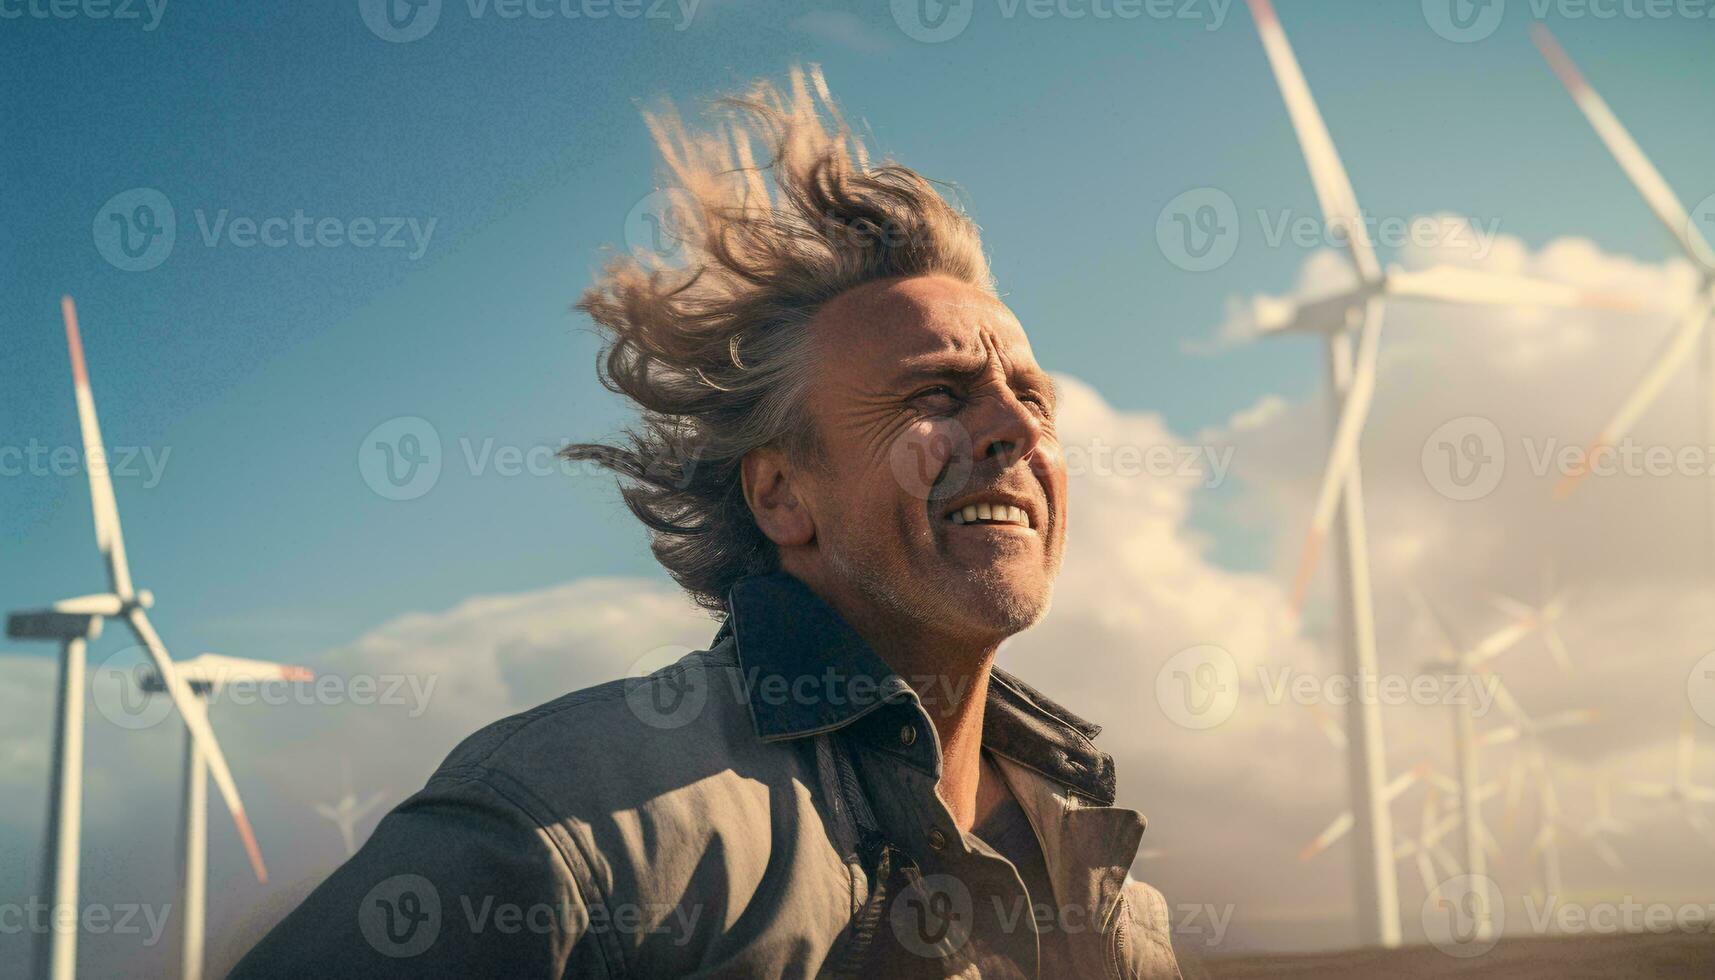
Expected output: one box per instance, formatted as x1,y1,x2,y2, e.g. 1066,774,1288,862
1246,0,1381,282
1292,299,1385,611
1542,627,1574,672
1591,836,1625,872
1555,287,1715,499
126,608,267,883
1299,811,1354,861
1407,586,1464,661
63,297,135,599
1487,593,1535,622
1468,618,1535,666
1306,702,1348,750
1479,724,1522,747
354,791,386,820
1415,850,1438,894
1532,25,1714,266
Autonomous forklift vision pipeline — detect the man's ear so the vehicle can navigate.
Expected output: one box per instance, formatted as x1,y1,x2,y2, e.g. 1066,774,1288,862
741,446,815,548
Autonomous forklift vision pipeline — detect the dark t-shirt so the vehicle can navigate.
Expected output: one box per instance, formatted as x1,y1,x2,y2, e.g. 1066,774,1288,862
971,768,1069,976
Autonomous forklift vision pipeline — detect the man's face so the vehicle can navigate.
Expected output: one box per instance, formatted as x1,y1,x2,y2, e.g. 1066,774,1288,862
796,274,1067,642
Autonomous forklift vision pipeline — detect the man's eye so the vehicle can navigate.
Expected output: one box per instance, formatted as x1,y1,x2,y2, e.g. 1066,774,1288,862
912,385,960,407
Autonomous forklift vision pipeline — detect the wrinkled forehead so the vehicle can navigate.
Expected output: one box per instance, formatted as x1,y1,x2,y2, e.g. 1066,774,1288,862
808,276,1037,374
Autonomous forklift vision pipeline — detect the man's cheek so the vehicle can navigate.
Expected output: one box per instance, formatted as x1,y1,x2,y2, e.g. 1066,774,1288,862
887,417,974,503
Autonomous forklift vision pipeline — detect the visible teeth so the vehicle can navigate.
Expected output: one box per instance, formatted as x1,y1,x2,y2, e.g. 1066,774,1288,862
946,502,1034,528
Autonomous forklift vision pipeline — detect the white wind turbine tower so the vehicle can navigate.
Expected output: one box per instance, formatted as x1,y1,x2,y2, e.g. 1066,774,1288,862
1532,26,1715,521
315,758,386,857
139,654,313,980
5,608,103,980
5,297,272,980
1623,712,1715,843
1243,0,1629,945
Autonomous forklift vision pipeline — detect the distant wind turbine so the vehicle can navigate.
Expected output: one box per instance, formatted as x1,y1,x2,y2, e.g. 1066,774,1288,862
1479,677,1598,902
315,759,386,857
1623,713,1715,844
140,654,313,980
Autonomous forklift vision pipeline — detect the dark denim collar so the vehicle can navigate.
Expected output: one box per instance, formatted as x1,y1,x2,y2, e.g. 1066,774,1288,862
720,571,1118,806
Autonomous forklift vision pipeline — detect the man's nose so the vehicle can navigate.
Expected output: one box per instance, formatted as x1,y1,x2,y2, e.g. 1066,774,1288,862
970,389,1044,468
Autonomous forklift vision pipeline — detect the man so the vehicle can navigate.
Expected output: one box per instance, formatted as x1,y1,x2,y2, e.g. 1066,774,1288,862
233,68,1181,979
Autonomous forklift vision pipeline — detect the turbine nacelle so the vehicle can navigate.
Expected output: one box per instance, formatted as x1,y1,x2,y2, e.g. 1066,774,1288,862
6,608,105,643
49,590,153,618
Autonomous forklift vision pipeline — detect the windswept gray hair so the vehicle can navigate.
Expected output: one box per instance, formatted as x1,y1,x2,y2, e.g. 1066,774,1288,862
562,66,994,613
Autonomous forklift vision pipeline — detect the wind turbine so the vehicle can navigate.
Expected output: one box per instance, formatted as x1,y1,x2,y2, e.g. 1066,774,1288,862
1243,0,1630,945
1488,564,1572,672
7,297,271,979
5,609,102,980
1407,586,1545,942
139,654,312,980
1391,777,1501,898
1532,27,1715,514
1623,713,1715,843
1479,678,1598,902
315,758,386,857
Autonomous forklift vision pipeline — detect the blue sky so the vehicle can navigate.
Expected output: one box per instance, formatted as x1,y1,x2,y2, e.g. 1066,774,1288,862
4,2,1708,664
6,0,1715,966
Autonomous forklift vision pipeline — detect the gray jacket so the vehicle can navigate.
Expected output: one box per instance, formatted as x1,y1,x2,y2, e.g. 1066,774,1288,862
232,572,1181,978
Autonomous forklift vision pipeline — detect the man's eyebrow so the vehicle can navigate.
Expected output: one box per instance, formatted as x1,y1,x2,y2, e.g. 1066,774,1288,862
890,356,1057,400
890,356,990,387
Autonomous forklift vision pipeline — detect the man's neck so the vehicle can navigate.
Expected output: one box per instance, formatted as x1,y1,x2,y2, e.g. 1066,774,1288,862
782,562,1003,833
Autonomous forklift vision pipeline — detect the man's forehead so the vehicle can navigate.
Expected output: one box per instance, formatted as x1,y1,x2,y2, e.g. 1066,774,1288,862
812,276,1032,363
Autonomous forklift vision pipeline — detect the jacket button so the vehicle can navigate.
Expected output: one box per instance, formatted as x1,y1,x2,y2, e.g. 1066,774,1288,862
927,828,947,851
899,724,917,747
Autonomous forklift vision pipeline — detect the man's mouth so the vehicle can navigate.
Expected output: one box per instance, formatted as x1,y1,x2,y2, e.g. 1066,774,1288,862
943,499,1033,529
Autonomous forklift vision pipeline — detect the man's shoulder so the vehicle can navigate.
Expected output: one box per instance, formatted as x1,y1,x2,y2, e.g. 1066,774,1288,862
421,640,791,819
